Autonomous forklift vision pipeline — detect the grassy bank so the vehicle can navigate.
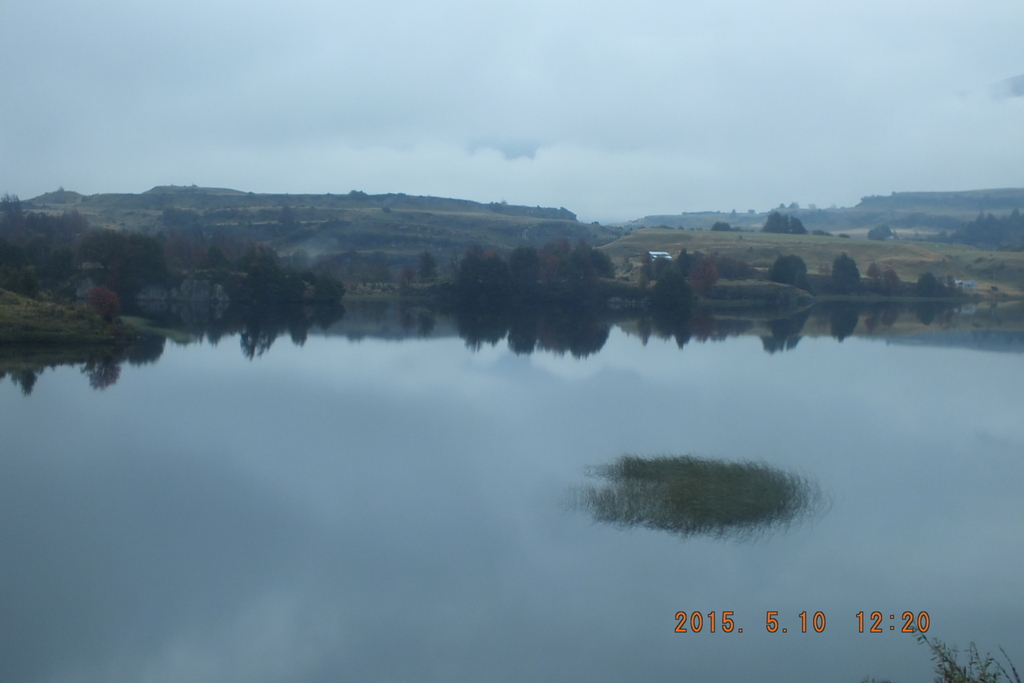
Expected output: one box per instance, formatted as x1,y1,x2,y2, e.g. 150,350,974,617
602,229,1024,297
0,289,131,344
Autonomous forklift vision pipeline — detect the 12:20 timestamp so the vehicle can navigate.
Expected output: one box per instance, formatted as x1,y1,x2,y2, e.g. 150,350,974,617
856,611,930,633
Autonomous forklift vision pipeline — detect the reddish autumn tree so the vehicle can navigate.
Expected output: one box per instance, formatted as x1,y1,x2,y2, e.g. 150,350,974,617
688,257,719,295
881,268,901,295
398,264,416,293
87,285,120,321
866,262,882,287
640,251,654,280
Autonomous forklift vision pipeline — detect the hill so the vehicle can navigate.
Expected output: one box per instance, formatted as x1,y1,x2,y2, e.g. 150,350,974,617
601,227,1024,296
625,188,1024,240
25,186,621,265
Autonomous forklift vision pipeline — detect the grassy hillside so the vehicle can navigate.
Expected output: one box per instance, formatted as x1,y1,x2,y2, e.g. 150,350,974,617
602,228,1024,296
0,289,129,344
626,188,1024,239
25,186,622,263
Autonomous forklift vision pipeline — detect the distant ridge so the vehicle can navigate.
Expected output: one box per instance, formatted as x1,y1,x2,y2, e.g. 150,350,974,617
626,187,1024,237
29,185,577,221
23,186,616,261
856,188,1024,212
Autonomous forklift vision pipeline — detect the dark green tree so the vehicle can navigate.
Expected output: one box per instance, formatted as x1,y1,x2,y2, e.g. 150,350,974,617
508,246,540,293
0,236,26,268
831,253,861,294
417,251,438,281
713,255,755,280
204,244,230,270
867,224,895,240
675,248,694,276
768,254,808,287
455,247,511,310
76,229,169,298
0,194,23,230
0,265,38,297
650,269,695,316
239,247,306,304
762,212,807,235
562,241,614,287
916,271,944,297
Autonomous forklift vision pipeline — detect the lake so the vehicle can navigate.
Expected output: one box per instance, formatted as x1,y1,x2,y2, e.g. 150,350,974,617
2,303,1023,682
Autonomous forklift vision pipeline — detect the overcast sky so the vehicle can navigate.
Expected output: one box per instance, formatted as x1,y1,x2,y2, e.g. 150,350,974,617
2,0,1023,222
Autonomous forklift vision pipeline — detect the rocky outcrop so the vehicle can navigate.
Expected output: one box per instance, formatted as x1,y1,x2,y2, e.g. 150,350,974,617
75,277,96,299
136,279,230,322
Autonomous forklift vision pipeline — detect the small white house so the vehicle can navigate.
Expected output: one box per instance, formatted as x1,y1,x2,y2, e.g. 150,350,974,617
955,279,977,290
648,251,672,261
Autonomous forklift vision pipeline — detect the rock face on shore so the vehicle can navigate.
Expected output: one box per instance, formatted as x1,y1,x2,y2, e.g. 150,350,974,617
136,279,230,323
137,279,230,304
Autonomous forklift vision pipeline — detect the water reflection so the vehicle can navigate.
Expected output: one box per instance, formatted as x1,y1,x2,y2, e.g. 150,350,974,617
829,303,860,341
0,302,344,393
454,303,612,358
0,339,164,395
761,308,811,353
567,454,825,540
6,300,1022,395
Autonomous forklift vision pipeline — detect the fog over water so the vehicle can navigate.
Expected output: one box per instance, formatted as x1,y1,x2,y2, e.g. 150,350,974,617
2,328,1022,682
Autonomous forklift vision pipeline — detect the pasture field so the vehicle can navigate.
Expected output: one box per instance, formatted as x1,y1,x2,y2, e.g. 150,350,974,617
602,228,1024,296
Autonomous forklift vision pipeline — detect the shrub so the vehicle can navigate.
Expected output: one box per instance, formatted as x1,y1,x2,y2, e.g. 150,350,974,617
916,271,945,297
762,212,807,235
650,269,695,316
831,253,861,293
768,254,808,287
714,255,755,280
688,257,719,294
881,268,901,295
87,285,121,320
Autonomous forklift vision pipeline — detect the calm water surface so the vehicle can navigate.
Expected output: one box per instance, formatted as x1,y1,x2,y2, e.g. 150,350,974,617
2,322,1023,682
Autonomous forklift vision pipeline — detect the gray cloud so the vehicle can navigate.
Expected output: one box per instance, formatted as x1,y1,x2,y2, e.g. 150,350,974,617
993,74,1024,99
2,0,1023,220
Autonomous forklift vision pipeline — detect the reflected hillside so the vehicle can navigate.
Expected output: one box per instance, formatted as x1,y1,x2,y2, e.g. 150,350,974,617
123,297,1024,360
616,301,1024,354
0,301,344,393
566,454,825,540
7,299,1024,395
0,335,166,394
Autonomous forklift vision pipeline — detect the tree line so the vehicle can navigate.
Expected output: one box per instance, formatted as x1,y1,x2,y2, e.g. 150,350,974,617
765,251,956,297
951,208,1024,249
0,194,346,317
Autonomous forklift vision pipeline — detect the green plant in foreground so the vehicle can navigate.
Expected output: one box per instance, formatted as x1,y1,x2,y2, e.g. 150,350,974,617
862,635,1021,683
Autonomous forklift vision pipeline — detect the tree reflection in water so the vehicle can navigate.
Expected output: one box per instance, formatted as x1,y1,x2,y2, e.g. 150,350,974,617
454,304,612,359
567,454,825,540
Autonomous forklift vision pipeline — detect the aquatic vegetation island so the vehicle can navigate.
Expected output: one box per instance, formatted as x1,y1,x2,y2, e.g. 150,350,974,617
567,454,825,540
